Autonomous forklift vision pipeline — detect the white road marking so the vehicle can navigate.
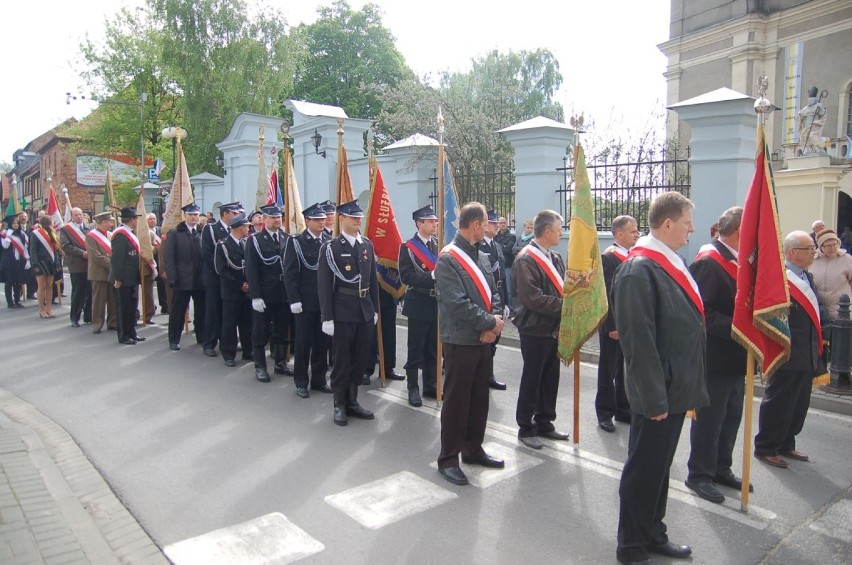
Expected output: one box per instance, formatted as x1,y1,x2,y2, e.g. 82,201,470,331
428,440,545,488
371,386,776,530
163,513,324,565
324,470,457,529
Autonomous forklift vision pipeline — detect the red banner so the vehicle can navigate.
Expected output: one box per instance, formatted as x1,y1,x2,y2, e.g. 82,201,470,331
365,161,405,299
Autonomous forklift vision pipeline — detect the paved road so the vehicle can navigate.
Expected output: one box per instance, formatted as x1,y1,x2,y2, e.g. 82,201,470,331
0,305,850,564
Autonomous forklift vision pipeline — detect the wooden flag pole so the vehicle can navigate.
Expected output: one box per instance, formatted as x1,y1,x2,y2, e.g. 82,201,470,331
366,152,387,389
741,351,755,511
435,107,446,404
573,349,580,447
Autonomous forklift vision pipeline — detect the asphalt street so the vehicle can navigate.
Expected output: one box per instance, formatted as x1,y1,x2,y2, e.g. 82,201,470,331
0,304,850,564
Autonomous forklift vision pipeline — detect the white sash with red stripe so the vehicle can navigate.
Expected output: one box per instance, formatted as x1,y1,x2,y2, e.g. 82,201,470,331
604,245,628,262
787,269,824,355
694,243,738,280
63,223,87,248
441,242,492,311
4,231,29,260
629,235,704,318
87,229,112,255
112,225,141,254
32,228,55,262
518,243,563,296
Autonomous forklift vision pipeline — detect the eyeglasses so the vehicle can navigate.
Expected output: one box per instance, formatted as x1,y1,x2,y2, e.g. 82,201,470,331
793,246,817,251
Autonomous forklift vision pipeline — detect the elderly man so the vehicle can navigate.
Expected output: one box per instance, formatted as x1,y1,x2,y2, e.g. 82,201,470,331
596,215,639,432
147,213,168,317
612,192,708,564
809,220,825,245
60,207,91,327
435,202,505,486
86,212,117,334
754,230,826,468
512,209,569,449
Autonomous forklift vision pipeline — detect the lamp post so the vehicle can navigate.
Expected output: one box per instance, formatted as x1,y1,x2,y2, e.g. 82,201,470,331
311,128,326,158
161,126,188,177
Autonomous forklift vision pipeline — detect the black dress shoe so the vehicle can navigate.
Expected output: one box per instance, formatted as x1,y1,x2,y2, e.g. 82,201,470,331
714,471,754,492
362,374,372,385
169,343,181,351
408,387,422,407
488,376,507,390
539,429,569,441
685,479,725,503
310,384,333,394
647,541,691,558
274,363,294,375
333,402,348,426
119,339,136,345
599,419,616,433
203,348,218,357
346,403,375,420
387,370,405,381
296,387,310,399
439,467,468,486
255,368,271,383
71,321,81,328
131,335,146,342
519,435,544,450
422,389,437,399
223,359,236,367
461,453,504,468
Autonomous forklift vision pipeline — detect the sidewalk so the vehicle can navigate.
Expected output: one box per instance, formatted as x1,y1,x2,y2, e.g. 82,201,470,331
0,389,167,565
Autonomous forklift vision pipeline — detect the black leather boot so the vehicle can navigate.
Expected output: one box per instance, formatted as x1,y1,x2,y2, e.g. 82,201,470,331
407,369,422,407
273,344,294,375
346,384,375,419
254,347,270,382
333,390,348,426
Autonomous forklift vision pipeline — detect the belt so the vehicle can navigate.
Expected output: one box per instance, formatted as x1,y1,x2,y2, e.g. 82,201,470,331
410,287,437,297
336,287,370,298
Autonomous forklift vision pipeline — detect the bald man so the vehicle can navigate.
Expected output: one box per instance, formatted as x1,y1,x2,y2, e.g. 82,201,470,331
60,207,92,326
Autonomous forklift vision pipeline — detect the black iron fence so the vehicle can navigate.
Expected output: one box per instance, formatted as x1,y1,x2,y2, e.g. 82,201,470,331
430,165,515,227
556,147,691,232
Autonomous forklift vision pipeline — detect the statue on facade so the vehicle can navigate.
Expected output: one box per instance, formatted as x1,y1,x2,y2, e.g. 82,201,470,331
796,86,828,156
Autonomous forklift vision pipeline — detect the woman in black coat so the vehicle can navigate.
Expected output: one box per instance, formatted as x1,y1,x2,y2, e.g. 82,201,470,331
28,215,63,318
0,215,30,308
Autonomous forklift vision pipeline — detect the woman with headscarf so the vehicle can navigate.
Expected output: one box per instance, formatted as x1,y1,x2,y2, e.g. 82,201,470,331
0,215,30,308
811,229,852,322
28,215,63,318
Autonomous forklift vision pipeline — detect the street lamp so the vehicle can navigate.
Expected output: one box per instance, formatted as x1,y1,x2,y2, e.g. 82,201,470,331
161,126,188,177
215,154,227,176
311,128,326,158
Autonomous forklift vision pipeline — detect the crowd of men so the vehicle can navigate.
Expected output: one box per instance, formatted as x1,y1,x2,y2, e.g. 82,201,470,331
1,191,829,564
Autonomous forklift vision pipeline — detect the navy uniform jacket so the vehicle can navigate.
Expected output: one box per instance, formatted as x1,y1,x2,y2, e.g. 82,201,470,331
283,229,330,313
317,234,379,324
398,233,438,322
163,222,204,291
245,229,289,304
108,227,140,286
202,221,229,287
480,237,508,308
214,236,249,301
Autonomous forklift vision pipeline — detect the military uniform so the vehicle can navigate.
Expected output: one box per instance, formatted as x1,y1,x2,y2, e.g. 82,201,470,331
215,213,253,366
245,205,293,382
109,208,143,345
86,214,116,332
317,200,379,425
480,209,508,390
398,205,439,406
163,203,206,350
201,202,240,355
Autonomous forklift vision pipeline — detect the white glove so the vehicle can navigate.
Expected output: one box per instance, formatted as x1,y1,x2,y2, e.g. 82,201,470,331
503,306,510,319
25,260,31,270
322,321,335,336
290,302,303,314
373,313,378,325
252,298,266,312
431,270,436,280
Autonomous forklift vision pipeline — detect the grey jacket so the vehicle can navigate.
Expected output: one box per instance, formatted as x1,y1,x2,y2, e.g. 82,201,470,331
436,234,502,345
612,255,709,417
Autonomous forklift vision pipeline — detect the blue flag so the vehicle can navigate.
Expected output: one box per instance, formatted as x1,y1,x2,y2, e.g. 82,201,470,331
442,156,460,244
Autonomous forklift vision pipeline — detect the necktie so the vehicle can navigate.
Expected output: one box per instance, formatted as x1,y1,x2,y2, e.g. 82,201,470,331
273,233,279,246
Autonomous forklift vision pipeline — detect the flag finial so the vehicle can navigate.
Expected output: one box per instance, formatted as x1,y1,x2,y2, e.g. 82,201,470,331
754,73,771,124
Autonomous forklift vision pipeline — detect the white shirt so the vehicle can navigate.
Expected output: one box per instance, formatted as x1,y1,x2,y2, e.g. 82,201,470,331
341,231,363,247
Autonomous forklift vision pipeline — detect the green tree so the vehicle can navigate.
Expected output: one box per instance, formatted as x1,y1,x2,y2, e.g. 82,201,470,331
291,1,414,119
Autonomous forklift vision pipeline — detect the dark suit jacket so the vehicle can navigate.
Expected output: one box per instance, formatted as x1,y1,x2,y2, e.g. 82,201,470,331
511,242,565,337
283,229,329,312
60,223,90,274
108,227,140,286
163,222,204,291
245,229,289,304
782,271,826,375
689,240,747,377
612,254,709,417
600,249,626,334
215,236,249,301
317,234,379,324
202,220,229,287
399,234,438,322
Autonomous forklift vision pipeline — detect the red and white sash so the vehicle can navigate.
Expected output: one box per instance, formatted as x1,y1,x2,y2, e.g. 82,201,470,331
150,229,162,248
112,225,141,254
63,223,87,248
518,244,563,295
5,231,29,260
694,243,738,280
87,229,112,255
787,269,824,355
604,245,628,263
629,237,704,318
441,242,492,312
32,228,56,262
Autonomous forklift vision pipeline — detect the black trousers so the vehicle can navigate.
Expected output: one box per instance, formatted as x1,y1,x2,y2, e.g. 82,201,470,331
293,310,330,389
687,373,744,482
404,317,437,393
220,298,252,361
169,288,206,345
251,300,291,352
202,280,222,350
754,369,812,456
156,276,168,313
617,412,686,559
69,272,92,323
368,289,398,375
5,283,21,306
595,330,631,422
438,342,491,469
516,333,561,437
329,320,375,398
114,285,138,342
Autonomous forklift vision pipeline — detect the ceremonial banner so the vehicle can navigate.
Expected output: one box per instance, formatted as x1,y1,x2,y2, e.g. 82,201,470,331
103,165,116,213
441,156,460,244
5,195,18,219
334,143,355,236
46,183,64,228
365,159,405,298
282,149,305,235
732,126,791,379
557,143,608,361
256,144,269,211
161,139,195,234
134,187,156,274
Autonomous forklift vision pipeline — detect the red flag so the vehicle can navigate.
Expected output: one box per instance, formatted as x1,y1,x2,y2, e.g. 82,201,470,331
365,159,405,298
47,183,64,228
267,168,278,206
731,126,791,379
